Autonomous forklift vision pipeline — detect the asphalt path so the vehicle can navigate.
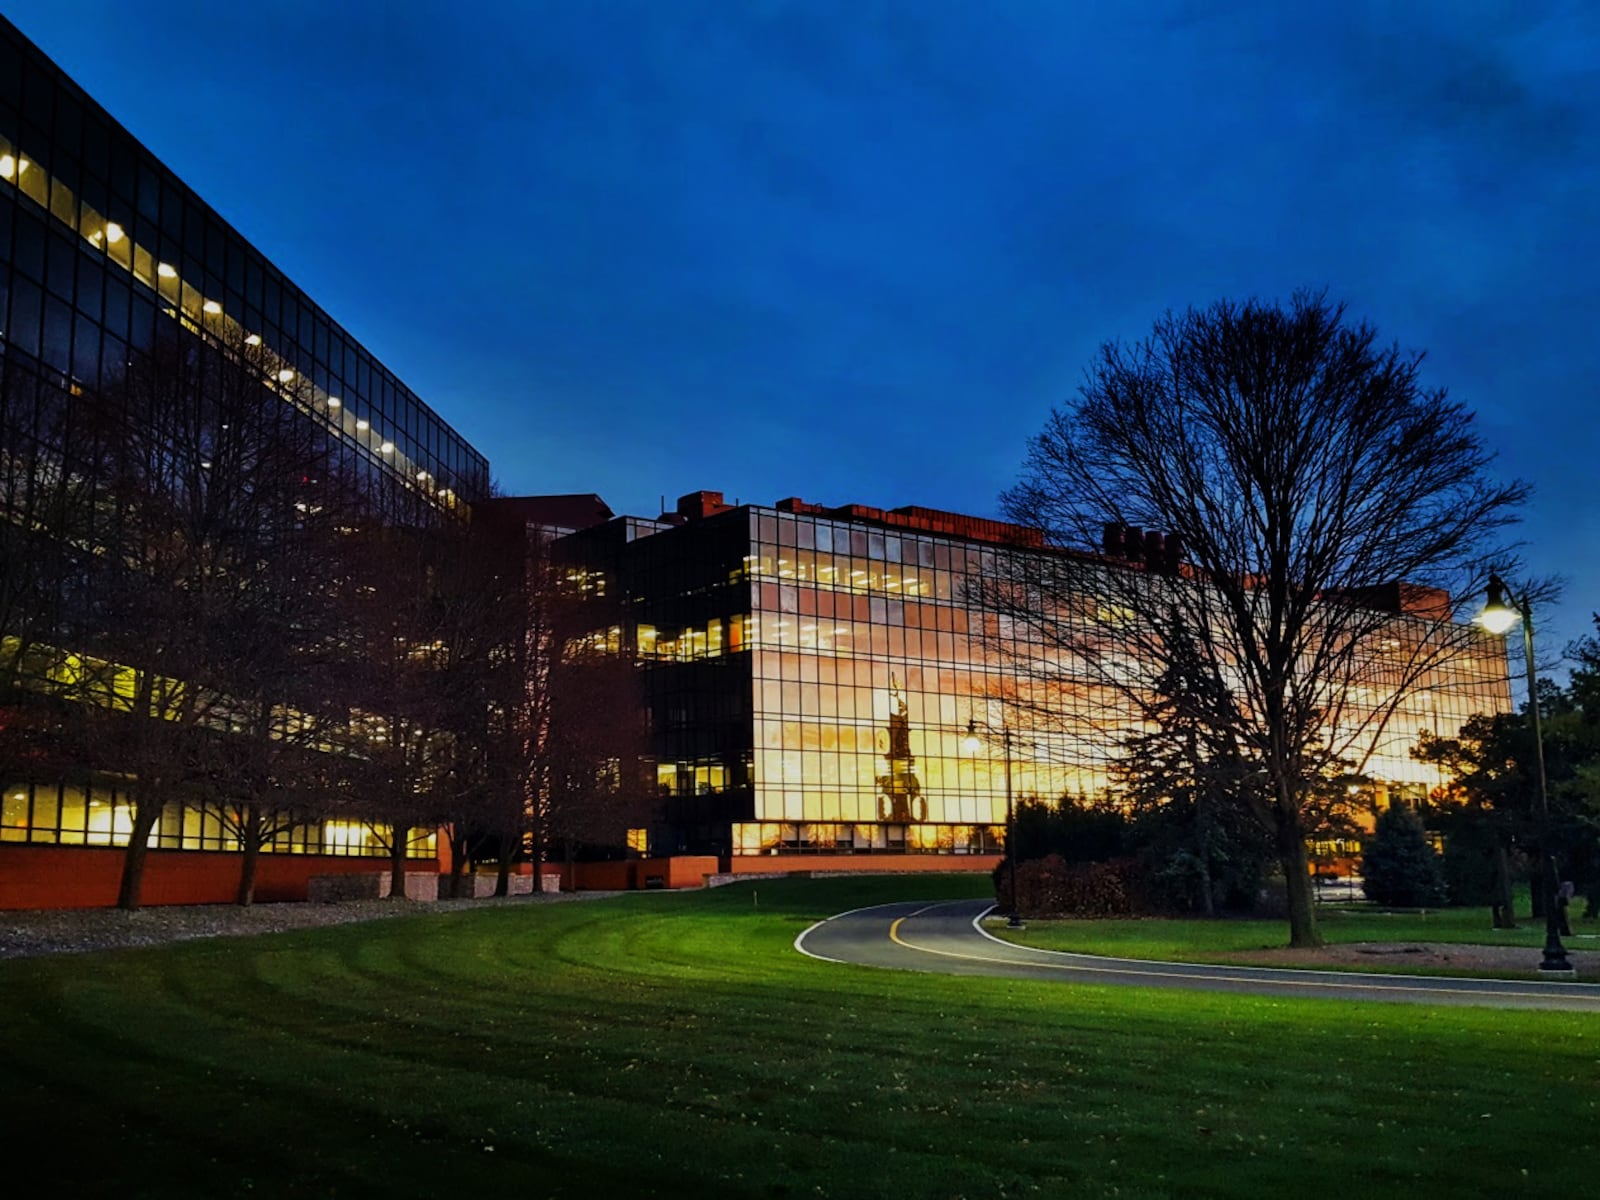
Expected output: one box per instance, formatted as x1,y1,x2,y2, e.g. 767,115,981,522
795,898,1600,1011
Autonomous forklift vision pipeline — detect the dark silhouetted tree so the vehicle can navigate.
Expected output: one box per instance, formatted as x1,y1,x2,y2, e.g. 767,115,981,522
1361,804,1446,908
1417,616,1600,922
76,327,349,909
990,292,1526,946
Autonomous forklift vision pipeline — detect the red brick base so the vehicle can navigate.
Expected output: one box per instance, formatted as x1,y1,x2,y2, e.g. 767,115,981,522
0,844,438,910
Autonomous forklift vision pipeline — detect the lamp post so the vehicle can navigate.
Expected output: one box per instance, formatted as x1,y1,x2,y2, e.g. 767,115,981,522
1477,574,1573,976
965,717,1021,928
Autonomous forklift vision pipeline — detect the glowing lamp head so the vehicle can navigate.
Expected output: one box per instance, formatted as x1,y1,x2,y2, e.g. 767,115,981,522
1476,575,1521,636
962,718,983,755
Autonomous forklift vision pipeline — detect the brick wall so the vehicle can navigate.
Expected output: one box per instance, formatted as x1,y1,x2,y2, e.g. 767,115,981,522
0,845,438,910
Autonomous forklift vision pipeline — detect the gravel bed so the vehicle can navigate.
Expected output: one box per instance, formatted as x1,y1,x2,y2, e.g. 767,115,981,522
0,891,622,961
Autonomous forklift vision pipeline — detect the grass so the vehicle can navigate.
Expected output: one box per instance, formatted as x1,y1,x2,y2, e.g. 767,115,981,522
1,875,1597,1198
1003,896,1600,972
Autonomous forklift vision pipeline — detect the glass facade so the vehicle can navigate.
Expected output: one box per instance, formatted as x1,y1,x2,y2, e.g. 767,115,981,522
0,18,481,866
559,495,1514,859
0,18,489,518
0,776,435,858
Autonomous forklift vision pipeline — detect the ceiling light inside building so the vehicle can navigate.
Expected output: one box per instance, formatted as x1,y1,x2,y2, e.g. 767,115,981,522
202,300,222,315
416,471,429,482
327,396,341,408
277,369,295,383
245,333,262,346
380,442,394,454
0,154,23,179
105,222,124,243
157,262,177,278
355,419,369,430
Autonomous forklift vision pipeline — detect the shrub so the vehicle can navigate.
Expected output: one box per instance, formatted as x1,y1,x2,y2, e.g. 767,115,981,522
1000,854,1145,918
1012,795,1128,864
1433,810,1500,906
1361,805,1447,908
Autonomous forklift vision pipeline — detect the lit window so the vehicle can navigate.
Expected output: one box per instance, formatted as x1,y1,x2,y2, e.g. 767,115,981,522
416,471,429,482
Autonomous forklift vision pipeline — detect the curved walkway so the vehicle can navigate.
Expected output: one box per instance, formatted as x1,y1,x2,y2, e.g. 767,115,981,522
795,898,1600,1011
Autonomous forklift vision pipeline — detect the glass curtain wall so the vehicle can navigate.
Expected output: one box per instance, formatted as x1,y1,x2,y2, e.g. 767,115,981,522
0,19,478,864
0,19,489,518
586,502,1513,859
736,508,1108,855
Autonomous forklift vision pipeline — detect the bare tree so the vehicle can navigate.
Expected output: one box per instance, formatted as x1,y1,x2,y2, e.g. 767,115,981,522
341,522,465,899
0,362,106,776
75,326,347,909
542,646,651,866
413,510,526,900
468,513,651,894
991,293,1525,946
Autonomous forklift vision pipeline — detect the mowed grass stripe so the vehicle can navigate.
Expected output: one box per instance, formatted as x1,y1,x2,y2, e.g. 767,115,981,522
2,876,1596,1198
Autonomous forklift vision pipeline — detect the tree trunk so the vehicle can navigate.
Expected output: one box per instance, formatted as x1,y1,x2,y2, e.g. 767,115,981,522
116,799,165,912
236,804,263,907
447,827,469,899
388,824,410,900
1276,810,1321,948
1491,844,1517,929
495,848,513,897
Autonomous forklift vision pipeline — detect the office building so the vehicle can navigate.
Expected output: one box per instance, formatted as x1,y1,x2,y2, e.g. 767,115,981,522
0,16,489,905
549,490,1512,870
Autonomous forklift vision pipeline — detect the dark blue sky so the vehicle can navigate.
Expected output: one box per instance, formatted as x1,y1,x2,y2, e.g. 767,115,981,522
9,1,1599,660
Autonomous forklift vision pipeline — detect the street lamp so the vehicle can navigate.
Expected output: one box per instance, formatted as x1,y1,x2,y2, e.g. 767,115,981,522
1476,573,1573,976
965,717,1022,928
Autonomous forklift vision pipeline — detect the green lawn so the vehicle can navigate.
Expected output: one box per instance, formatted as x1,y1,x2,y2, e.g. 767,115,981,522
2,876,1596,1198
1003,901,1600,969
